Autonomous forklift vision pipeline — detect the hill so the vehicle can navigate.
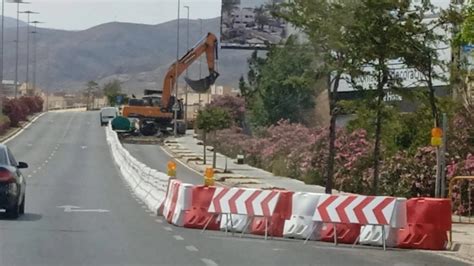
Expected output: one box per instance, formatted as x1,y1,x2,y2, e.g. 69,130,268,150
1,17,251,93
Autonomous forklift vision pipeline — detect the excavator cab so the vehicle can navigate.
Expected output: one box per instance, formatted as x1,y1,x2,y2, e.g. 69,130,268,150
184,70,220,93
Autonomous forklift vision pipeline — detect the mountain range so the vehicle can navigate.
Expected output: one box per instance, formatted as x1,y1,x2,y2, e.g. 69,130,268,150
1,17,251,93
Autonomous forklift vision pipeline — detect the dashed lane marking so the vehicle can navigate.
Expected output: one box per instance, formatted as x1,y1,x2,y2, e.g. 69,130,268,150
155,219,163,223
186,245,198,252
173,235,184,241
27,175,32,178
164,226,173,232
201,258,219,266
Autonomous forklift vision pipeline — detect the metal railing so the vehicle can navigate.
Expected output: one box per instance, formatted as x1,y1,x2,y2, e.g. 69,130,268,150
449,176,474,224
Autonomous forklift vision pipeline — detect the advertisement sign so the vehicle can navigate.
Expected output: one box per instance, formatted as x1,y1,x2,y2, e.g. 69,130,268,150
221,0,287,49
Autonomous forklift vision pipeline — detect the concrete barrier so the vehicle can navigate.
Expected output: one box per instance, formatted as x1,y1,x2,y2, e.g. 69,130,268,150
105,124,170,213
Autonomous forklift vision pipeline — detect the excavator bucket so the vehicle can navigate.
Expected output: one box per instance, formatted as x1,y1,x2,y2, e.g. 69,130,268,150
185,71,219,93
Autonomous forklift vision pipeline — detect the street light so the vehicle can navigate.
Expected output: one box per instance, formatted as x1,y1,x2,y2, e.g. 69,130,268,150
1,0,6,110
173,0,181,136
19,10,38,93
198,18,202,111
183,5,189,130
30,21,42,93
8,0,29,98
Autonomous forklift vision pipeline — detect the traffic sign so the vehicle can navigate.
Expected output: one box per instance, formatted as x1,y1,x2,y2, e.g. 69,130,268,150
172,103,180,111
463,44,474,53
116,95,124,104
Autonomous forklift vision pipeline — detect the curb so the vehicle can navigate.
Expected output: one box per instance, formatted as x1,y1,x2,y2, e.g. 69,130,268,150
0,112,45,144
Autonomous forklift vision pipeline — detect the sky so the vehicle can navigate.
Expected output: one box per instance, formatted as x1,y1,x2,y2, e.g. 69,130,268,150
2,0,223,31
1,0,453,31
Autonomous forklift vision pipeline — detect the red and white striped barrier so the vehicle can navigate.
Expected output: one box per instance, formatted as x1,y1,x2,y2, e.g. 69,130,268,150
313,195,398,226
208,187,280,216
310,194,406,249
161,179,193,226
205,187,281,238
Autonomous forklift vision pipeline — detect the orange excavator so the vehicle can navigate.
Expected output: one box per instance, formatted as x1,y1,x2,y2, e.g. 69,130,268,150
122,32,219,135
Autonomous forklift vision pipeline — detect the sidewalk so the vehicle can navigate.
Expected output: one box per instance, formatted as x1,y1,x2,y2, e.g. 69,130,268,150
447,223,474,264
162,131,332,193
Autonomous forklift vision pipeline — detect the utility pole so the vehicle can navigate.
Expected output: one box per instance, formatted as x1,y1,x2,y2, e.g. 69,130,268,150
198,18,202,110
31,21,42,92
0,0,5,110
173,0,181,136
20,10,39,94
184,5,190,130
11,0,28,98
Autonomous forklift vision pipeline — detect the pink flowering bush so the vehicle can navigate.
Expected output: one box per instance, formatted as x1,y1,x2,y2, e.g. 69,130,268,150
208,95,246,125
206,107,474,198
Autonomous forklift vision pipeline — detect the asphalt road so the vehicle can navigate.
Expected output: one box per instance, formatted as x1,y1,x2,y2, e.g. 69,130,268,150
0,110,466,266
124,142,203,185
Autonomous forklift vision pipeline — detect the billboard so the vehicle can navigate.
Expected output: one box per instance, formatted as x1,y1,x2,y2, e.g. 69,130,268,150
221,0,287,49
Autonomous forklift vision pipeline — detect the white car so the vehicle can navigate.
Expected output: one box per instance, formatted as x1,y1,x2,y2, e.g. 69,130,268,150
100,107,118,126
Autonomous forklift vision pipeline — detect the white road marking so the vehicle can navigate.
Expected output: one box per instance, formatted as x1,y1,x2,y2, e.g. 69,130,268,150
186,245,198,252
37,167,41,170
155,219,163,223
27,175,32,178
45,160,48,163
33,170,37,174
57,205,110,213
173,235,184,241
201,258,219,266
164,226,173,231
81,146,87,149
149,213,156,217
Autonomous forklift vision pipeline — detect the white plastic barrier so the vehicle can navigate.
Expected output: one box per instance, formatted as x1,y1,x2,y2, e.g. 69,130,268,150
359,225,399,247
220,214,249,232
283,192,324,240
105,124,170,213
161,179,193,226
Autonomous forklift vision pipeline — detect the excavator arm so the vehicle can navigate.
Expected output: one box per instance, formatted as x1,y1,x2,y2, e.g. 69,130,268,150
161,32,219,109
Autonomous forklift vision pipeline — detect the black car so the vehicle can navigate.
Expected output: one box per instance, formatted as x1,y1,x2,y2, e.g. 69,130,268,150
0,144,28,218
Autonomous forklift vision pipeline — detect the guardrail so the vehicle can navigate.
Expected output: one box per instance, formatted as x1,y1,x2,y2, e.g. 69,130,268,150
449,176,474,224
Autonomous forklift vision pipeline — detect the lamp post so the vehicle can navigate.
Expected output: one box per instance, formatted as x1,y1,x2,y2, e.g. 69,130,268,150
9,0,29,98
30,21,41,93
184,5,189,130
19,10,38,93
173,0,181,136
198,18,202,110
0,0,5,109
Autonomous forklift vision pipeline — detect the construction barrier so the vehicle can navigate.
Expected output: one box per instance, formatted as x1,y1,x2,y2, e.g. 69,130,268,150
206,187,281,239
311,194,406,249
283,192,324,240
220,214,249,233
397,197,451,250
161,179,193,226
250,191,293,237
183,186,220,230
359,225,399,247
107,124,453,251
319,223,361,244
105,124,170,214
